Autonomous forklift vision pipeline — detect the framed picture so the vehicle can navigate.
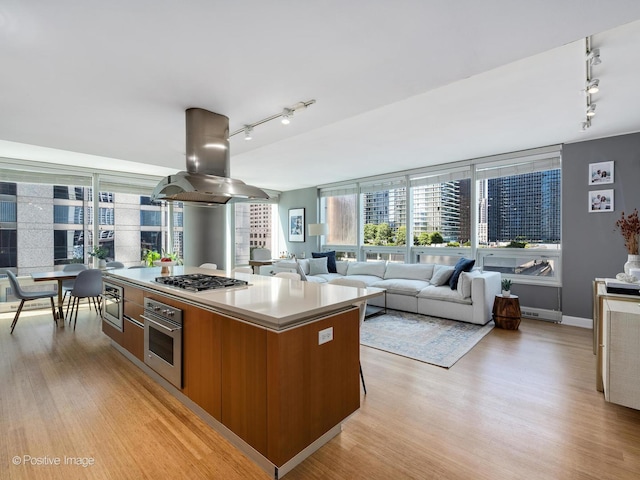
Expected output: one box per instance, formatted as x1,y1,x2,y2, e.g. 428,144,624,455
288,208,305,242
588,161,614,185
588,189,614,213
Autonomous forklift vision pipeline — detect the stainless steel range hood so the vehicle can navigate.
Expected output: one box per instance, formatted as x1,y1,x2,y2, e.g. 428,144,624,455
151,108,269,205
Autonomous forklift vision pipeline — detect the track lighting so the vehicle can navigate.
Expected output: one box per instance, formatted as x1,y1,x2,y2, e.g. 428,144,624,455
582,36,601,129
586,48,601,66
586,79,600,94
244,125,253,140
227,99,316,140
281,108,293,125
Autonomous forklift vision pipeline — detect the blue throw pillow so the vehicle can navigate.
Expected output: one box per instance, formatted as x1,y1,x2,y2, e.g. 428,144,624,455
312,251,337,273
449,257,475,290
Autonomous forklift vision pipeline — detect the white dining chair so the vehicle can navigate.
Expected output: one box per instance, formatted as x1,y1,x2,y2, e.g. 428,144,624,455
274,271,301,280
328,277,368,394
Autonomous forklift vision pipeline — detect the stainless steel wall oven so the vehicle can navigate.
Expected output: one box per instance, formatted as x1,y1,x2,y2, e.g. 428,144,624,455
102,282,123,331
142,297,183,389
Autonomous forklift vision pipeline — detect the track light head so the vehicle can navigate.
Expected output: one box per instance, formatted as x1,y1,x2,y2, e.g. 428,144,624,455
586,103,597,117
281,108,293,125
580,119,591,131
586,79,600,94
243,125,253,141
587,48,601,66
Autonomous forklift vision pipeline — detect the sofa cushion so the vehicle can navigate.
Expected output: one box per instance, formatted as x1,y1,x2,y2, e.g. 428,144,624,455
276,260,308,281
457,270,482,298
312,251,337,273
305,275,327,283
344,274,385,287
297,258,310,275
430,265,454,286
346,261,386,278
417,285,472,305
384,263,434,281
295,260,308,281
449,257,475,290
372,278,431,296
312,273,343,282
336,261,349,276
309,257,329,275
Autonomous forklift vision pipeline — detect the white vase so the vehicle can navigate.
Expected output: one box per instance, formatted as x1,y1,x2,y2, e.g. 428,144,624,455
99,259,107,269
624,254,640,275
502,290,511,297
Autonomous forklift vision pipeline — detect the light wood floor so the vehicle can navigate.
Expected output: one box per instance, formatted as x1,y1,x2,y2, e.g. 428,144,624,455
2,308,640,480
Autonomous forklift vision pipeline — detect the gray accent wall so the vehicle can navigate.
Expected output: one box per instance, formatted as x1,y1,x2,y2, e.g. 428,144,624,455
563,132,640,319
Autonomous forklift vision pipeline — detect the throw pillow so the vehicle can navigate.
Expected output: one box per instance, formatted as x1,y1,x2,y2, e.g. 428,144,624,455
449,257,476,290
312,251,337,273
309,256,329,275
457,270,482,298
295,259,308,281
430,265,454,286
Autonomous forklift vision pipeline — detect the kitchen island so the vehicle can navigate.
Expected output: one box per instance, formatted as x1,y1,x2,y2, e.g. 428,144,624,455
102,266,382,479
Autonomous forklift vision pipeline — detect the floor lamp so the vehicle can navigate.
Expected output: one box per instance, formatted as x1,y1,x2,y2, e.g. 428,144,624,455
308,223,328,251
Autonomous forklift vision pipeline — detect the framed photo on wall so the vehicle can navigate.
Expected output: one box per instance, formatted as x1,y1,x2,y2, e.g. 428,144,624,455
588,189,614,213
588,161,614,185
288,208,305,242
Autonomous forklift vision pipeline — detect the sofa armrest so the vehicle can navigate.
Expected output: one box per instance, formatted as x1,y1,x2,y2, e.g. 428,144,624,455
471,271,501,324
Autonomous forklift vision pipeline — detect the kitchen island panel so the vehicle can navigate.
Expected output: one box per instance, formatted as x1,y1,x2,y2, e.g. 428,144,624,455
266,307,361,466
221,315,268,456
183,309,222,420
122,317,144,362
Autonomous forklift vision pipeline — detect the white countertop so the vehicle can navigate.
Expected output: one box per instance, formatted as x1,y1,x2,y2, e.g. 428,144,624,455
104,266,383,331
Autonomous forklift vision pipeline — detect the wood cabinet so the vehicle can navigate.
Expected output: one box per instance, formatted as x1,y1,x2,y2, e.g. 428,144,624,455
221,315,268,453
593,279,640,392
182,309,222,420
602,299,640,410
102,320,123,345
219,306,360,465
122,317,144,361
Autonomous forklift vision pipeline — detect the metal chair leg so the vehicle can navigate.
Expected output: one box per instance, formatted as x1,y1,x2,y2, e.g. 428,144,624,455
50,297,58,327
10,299,26,334
360,362,367,395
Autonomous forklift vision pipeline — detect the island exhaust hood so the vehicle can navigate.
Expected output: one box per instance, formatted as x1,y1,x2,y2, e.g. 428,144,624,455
151,108,269,205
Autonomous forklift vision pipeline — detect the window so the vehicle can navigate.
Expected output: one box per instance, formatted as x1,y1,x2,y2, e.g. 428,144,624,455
476,150,561,285
234,202,275,266
317,146,561,286
361,178,406,246
320,187,358,246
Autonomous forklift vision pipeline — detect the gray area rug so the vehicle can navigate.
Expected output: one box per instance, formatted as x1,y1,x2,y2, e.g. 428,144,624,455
360,310,494,368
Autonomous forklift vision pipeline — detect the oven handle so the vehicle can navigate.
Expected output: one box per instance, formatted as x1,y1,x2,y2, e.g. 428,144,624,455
141,314,181,333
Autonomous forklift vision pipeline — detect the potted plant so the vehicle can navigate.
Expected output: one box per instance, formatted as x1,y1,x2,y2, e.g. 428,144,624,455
90,246,109,268
615,208,640,274
501,278,512,297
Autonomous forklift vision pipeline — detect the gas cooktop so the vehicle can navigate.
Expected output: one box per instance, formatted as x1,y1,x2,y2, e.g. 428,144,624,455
154,273,248,292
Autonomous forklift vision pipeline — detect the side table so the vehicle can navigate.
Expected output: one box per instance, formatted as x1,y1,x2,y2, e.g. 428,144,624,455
493,294,521,330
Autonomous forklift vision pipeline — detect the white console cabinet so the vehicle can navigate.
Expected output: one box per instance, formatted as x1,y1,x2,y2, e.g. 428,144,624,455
602,299,640,410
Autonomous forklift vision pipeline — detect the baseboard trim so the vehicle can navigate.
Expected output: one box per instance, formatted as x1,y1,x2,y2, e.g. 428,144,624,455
561,315,593,329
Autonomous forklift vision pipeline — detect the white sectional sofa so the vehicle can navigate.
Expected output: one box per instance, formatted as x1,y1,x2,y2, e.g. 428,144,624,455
264,258,501,325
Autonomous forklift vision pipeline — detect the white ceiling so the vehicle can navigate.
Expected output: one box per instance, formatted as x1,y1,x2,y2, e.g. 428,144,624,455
2,1,640,192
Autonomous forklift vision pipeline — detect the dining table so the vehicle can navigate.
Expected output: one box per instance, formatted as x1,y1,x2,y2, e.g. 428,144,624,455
31,270,82,321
